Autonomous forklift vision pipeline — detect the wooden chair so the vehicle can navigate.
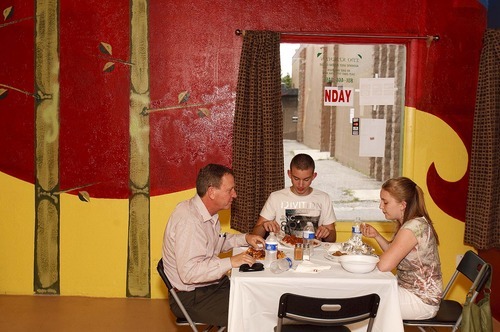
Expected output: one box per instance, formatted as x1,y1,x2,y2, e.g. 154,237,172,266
156,259,225,332
275,293,380,332
403,250,491,332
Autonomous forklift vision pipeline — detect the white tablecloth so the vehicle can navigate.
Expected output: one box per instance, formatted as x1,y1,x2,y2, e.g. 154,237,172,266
228,246,403,332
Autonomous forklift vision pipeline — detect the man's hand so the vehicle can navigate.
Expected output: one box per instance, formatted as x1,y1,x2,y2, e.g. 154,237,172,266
245,234,266,249
315,225,331,240
252,216,280,237
230,251,256,268
261,220,280,234
317,223,336,242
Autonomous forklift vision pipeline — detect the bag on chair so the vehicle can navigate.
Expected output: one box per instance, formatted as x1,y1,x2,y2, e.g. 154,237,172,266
460,264,493,332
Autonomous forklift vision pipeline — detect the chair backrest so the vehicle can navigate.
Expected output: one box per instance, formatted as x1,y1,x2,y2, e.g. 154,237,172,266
445,251,491,330
276,293,380,332
442,250,490,300
156,258,174,291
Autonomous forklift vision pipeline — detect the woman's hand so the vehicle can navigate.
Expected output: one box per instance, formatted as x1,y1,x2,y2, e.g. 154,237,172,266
360,223,379,238
360,223,391,253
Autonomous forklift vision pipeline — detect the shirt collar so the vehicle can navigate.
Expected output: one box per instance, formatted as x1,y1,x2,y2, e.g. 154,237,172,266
193,194,219,225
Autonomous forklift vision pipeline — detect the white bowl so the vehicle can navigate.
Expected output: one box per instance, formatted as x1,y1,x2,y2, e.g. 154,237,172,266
339,254,379,273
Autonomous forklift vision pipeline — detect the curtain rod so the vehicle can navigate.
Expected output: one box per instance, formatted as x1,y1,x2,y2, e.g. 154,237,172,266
234,29,440,41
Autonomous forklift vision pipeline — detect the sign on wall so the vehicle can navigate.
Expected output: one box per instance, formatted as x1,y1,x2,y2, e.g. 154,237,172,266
324,87,354,106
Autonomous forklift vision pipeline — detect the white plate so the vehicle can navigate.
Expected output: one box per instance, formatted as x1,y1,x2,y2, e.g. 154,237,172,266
326,242,344,253
324,252,347,263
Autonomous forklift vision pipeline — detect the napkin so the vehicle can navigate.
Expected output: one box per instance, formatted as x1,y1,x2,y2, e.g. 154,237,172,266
294,261,331,273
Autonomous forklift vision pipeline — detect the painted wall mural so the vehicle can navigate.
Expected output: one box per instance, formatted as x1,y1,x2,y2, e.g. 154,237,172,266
0,0,491,301
0,0,235,297
127,0,150,298
33,0,60,294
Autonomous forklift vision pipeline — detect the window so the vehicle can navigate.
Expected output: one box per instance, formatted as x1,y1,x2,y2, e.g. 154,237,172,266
281,43,406,221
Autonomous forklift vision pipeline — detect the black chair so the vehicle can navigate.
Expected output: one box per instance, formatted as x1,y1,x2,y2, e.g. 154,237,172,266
156,259,225,332
403,250,492,332
274,293,380,332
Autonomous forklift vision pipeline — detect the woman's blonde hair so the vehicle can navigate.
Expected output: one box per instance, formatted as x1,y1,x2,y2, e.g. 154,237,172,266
382,177,439,244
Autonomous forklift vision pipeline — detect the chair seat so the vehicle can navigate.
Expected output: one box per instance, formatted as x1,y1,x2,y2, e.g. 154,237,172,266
274,325,351,332
403,300,463,326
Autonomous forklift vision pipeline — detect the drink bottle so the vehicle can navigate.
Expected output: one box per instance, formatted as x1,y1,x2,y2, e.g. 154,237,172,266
350,217,363,247
264,232,278,267
269,257,293,274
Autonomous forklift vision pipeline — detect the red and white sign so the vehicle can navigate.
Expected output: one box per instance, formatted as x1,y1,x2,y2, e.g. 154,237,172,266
324,87,354,106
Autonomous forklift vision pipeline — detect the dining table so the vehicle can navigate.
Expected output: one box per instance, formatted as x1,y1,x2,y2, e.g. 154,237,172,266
227,244,404,332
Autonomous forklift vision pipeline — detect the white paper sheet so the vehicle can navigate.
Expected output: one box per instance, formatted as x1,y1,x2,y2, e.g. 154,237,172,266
359,77,396,105
359,118,386,157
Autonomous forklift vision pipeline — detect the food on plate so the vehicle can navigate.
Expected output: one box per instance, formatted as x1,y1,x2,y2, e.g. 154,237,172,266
246,247,265,259
280,234,321,248
246,247,286,260
281,234,304,246
324,250,348,263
